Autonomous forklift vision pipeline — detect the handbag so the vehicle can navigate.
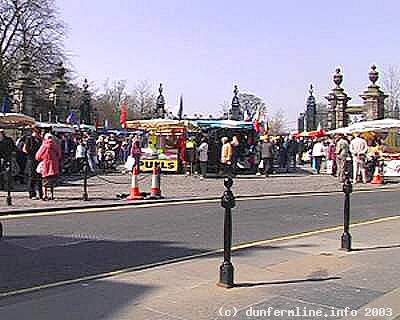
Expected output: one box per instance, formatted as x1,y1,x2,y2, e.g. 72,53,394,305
36,161,44,174
124,156,136,171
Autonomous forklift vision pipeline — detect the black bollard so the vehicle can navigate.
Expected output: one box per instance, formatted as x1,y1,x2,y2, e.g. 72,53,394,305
0,221,3,239
341,163,352,251
82,153,89,201
6,161,12,206
217,177,236,288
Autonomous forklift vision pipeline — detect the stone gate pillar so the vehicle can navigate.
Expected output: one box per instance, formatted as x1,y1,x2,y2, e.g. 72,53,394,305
49,62,71,122
230,85,241,121
79,79,93,125
325,68,351,130
305,84,317,131
156,83,166,119
12,56,36,117
360,65,387,120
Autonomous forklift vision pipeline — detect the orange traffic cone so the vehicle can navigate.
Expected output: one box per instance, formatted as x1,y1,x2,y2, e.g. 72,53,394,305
127,166,144,200
371,167,383,185
147,165,163,199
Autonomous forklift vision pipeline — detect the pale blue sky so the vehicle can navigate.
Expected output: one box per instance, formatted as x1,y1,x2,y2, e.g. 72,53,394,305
57,0,400,127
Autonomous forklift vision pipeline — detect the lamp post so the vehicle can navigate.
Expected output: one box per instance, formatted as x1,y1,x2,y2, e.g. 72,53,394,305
5,161,12,206
217,178,236,288
82,149,89,201
341,160,352,251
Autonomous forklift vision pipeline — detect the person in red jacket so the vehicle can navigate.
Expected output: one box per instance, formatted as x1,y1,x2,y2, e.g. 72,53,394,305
35,133,62,200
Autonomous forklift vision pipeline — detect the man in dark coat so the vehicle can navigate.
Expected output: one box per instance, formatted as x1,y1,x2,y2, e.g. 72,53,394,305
287,136,299,172
0,129,17,189
23,131,43,199
261,136,275,177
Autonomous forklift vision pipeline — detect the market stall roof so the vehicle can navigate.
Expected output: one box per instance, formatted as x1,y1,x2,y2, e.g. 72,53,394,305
192,119,254,130
74,124,96,132
293,129,326,138
97,128,144,136
126,119,199,132
35,122,76,133
327,118,400,135
0,112,36,129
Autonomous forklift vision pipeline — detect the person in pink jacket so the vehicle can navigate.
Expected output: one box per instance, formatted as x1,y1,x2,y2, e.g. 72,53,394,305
130,136,142,171
35,133,62,200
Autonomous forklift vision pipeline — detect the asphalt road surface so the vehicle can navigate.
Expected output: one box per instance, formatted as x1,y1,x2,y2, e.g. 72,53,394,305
0,189,399,294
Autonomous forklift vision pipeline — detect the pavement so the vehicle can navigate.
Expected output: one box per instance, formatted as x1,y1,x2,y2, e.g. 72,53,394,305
0,165,398,213
1,215,399,319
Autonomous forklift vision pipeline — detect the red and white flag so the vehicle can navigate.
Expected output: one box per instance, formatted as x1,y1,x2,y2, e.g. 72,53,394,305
119,99,128,129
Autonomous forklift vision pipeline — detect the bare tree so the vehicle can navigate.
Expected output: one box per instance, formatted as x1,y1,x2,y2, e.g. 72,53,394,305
218,92,267,120
218,100,230,119
382,65,400,116
0,0,67,96
92,79,128,127
132,80,156,119
269,109,288,135
315,102,328,129
238,92,267,118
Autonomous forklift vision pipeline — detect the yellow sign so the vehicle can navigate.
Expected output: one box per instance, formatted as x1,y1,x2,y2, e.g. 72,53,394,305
139,159,178,172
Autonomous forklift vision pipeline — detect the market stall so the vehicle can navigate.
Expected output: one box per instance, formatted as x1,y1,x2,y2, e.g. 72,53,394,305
126,119,199,173
327,119,400,135
0,113,36,129
35,122,76,134
328,119,400,178
293,129,326,139
73,124,96,133
192,119,258,173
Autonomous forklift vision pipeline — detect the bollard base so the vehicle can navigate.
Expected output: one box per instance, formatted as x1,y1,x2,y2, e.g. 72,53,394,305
127,195,144,200
340,232,352,251
145,194,164,200
82,193,89,201
217,261,234,288
6,197,12,206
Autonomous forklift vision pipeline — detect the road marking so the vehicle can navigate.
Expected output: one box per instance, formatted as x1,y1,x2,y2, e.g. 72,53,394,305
1,214,399,299
231,214,400,250
1,187,399,220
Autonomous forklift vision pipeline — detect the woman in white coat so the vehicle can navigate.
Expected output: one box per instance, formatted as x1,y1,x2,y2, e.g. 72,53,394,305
312,139,325,174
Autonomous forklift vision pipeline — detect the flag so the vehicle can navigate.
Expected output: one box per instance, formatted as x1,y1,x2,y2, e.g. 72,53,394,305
264,120,270,134
1,96,10,113
66,111,77,124
253,120,262,133
178,95,183,120
244,109,251,121
252,106,263,133
119,99,128,129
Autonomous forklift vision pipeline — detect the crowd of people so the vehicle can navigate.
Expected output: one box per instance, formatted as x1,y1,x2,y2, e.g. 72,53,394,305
196,134,302,178
195,132,383,184
0,128,143,201
0,126,386,203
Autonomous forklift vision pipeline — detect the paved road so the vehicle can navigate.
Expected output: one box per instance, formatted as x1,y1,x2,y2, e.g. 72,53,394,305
0,189,399,294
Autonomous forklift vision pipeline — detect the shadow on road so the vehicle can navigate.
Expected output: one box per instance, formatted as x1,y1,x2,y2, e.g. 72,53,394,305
0,280,156,320
234,276,341,288
0,235,208,295
230,243,317,257
351,244,400,252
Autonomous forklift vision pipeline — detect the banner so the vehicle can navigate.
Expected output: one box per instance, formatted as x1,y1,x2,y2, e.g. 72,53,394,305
139,159,178,172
